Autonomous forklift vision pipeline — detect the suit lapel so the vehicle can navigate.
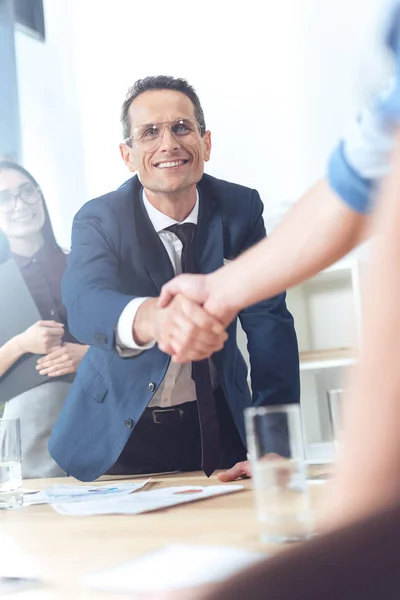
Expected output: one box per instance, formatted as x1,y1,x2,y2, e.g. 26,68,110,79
132,179,175,293
131,176,224,291
195,182,224,275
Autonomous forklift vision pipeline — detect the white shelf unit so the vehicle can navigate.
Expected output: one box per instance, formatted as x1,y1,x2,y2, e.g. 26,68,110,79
286,253,367,463
238,247,369,464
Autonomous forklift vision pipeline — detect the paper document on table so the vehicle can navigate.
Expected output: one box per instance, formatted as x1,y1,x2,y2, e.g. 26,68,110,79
0,533,40,580
85,544,264,593
24,481,149,506
52,484,244,516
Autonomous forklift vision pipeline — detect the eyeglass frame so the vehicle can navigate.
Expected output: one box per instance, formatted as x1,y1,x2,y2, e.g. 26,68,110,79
123,118,206,151
0,184,42,215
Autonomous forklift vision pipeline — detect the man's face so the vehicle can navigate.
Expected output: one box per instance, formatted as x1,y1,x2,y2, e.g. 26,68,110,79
120,89,211,194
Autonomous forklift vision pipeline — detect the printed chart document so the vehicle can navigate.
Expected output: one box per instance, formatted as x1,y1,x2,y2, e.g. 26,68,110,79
52,484,244,516
85,544,265,594
24,481,149,506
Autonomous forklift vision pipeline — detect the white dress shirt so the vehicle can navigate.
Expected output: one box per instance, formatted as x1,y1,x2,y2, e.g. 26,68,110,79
116,191,218,408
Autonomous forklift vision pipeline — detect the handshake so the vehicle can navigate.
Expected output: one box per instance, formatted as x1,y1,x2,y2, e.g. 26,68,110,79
135,272,238,363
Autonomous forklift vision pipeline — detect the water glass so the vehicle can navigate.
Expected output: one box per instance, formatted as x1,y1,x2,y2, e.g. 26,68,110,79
327,389,344,453
0,418,23,509
245,404,313,543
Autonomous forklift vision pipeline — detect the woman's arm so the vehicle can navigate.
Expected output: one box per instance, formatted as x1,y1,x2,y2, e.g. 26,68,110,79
0,321,64,379
36,343,89,377
0,336,25,378
327,129,400,527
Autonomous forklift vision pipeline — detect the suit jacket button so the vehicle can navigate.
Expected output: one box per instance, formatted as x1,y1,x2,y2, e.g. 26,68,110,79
125,418,133,429
148,382,155,392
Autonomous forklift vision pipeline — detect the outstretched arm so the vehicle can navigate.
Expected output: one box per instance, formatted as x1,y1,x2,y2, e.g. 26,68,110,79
160,179,368,328
326,128,400,527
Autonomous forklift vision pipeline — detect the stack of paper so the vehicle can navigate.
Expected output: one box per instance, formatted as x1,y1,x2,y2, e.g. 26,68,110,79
52,484,244,516
24,481,149,506
0,533,39,580
85,544,265,594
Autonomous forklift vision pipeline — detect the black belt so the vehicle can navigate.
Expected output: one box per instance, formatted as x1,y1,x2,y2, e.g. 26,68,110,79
145,402,196,425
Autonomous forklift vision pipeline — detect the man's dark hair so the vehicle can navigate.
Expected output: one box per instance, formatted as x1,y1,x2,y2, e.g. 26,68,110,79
121,75,206,143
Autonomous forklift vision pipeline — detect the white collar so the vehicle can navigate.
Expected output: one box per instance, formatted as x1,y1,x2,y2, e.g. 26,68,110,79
142,189,199,233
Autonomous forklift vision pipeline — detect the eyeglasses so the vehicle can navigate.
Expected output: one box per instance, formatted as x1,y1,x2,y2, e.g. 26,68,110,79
124,118,205,152
0,184,41,215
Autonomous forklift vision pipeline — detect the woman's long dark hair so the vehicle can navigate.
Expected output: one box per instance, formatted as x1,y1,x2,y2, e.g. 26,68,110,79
0,161,63,265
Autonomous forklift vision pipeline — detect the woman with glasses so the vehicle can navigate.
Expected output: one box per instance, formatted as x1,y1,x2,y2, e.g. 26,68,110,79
0,160,88,478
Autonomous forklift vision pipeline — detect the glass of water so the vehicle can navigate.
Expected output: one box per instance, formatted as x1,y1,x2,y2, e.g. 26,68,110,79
0,418,23,509
327,389,344,454
245,404,313,543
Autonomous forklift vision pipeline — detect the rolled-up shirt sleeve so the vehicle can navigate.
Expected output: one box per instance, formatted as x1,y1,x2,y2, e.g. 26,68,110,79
328,81,396,214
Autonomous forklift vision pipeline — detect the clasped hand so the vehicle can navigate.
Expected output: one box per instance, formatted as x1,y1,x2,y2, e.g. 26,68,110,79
155,273,237,363
155,293,228,363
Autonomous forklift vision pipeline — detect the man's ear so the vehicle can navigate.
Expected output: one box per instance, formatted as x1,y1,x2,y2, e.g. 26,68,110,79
119,143,136,172
203,130,212,162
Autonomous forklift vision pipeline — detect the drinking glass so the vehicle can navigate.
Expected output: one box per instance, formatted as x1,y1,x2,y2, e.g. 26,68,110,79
245,405,313,543
0,418,23,509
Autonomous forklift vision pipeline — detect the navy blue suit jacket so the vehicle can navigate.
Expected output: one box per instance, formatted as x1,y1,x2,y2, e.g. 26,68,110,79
49,174,300,481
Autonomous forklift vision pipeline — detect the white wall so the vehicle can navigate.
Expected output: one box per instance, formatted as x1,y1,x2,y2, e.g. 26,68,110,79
15,0,390,240
70,0,389,222
15,0,87,247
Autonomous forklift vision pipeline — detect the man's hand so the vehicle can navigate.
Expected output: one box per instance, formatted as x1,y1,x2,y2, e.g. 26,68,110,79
134,295,228,362
159,274,210,310
36,343,89,377
18,320,64,355
217,455,292,485
217,460,252,482
158,272,238,328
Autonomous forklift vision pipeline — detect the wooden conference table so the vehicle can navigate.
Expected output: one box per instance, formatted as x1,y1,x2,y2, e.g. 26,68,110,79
0,468,329,599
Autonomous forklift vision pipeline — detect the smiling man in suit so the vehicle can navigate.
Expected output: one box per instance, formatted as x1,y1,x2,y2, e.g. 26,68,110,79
49,76,300,481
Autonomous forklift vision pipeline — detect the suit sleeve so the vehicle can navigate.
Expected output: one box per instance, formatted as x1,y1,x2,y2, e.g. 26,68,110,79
238,190,300,407
62,201,138,350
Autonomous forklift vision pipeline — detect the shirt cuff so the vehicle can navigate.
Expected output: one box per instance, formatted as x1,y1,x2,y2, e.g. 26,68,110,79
327,83,399,215
116,297,156,352
344,101,394,180
327,143,373,215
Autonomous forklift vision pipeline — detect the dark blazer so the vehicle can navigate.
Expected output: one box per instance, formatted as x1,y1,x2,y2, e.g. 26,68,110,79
49,174,300,481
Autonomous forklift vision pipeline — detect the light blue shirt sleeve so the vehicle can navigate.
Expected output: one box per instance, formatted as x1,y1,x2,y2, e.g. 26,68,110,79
328,82,396,214
328,143,374,214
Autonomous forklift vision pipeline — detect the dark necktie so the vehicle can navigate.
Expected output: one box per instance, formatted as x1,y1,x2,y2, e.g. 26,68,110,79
165,223,220,477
